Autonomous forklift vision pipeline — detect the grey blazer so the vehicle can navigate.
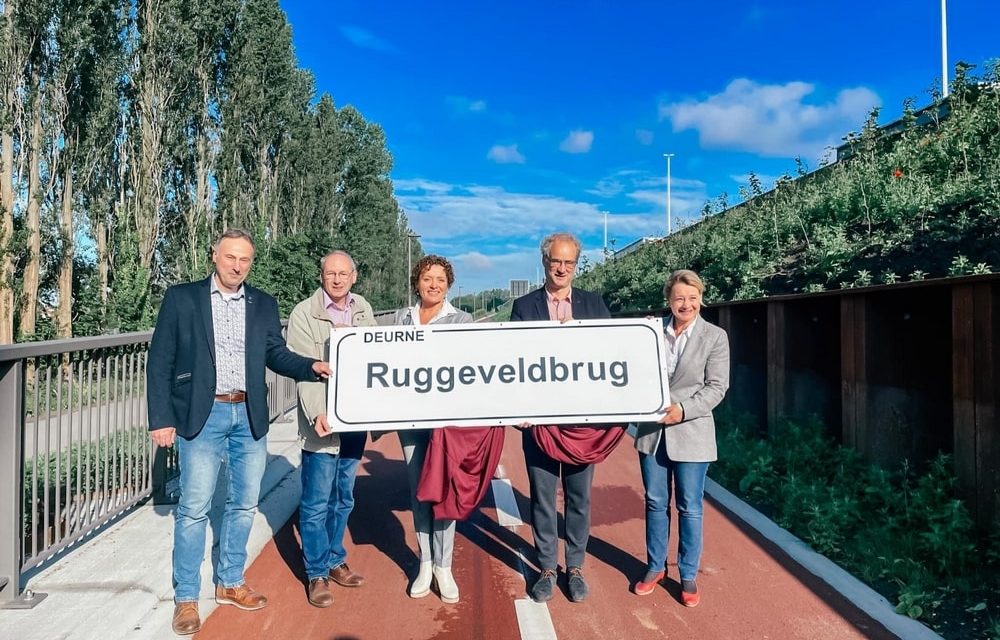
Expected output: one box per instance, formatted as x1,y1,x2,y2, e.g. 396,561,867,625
633,315,730,462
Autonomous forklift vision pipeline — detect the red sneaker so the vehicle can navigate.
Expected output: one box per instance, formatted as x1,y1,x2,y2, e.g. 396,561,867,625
634,570,665,596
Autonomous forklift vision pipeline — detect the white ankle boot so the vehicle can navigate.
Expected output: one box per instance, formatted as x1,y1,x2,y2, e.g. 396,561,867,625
409,561,432,598
432,565,459,604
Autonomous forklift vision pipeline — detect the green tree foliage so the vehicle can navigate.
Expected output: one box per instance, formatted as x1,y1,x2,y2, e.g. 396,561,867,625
579,63,1000,311
1,0,416,341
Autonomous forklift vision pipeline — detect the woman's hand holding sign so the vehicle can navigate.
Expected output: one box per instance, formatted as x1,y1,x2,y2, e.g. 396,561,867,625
657,403,684,425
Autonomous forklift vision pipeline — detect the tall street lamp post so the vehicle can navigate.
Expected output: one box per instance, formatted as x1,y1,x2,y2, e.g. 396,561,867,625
663,153,674,236
406,232,421,307
941,0,949,98
603,210,608,257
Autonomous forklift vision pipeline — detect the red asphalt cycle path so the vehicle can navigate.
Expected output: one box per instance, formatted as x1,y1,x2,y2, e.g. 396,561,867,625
195,431,897,640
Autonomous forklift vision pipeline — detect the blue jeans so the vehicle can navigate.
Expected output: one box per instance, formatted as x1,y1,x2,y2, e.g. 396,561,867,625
638,438,710,582
299,432,365,580
173,401,267,601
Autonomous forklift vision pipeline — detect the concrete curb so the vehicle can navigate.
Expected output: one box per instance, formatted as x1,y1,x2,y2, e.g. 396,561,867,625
0,418,304,640
705,477,944,640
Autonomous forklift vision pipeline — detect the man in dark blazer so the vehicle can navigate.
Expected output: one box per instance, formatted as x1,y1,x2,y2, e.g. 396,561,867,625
510,232,611,604
147,228,330,635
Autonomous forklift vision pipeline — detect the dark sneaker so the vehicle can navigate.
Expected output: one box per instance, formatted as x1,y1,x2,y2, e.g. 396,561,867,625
680,579,700,607
530,569,557,602
567,566,589,602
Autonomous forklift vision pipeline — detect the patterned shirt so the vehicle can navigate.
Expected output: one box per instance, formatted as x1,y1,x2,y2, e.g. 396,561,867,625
210,276,247,393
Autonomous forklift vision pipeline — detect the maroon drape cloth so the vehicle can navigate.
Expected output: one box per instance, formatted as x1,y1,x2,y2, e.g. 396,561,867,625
416,426,506,521
531,425,626,465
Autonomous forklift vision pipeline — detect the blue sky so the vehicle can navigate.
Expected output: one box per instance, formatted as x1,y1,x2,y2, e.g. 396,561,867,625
283,0,999,293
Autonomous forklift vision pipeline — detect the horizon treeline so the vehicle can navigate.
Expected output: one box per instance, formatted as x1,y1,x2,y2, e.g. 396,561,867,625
0,0,418,343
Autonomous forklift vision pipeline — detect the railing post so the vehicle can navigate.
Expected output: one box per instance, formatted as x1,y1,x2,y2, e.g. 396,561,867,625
0,359,47,608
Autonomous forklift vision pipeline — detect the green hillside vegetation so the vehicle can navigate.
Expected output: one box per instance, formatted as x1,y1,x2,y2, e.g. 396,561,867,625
578,63,1000,310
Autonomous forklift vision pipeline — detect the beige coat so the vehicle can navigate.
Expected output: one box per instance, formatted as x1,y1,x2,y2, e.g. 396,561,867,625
286,288,376,454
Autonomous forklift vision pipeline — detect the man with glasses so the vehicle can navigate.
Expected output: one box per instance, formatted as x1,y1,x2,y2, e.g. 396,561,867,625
286,250,376,607
510,232,612,603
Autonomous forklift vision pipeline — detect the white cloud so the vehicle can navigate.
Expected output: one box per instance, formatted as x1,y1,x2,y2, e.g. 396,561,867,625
559,129,594,153
446,96,487,114
586,169,646,198
635,129,655,145
487,144,525,164
448,249,541,292
394,178,454,194
339,26,397,53
393,178,701,290
659,79,880,159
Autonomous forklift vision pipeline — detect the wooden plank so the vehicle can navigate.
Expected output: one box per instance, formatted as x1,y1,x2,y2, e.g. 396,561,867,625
717,306,733,336
766,301,786,433
952,283,977,519
973,283,997,528
840,296,866,451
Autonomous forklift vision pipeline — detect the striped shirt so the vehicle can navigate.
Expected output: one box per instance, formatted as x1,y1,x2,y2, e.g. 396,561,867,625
210,276,247,393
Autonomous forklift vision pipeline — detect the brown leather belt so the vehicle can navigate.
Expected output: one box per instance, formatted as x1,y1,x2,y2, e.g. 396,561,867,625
214,391,246,403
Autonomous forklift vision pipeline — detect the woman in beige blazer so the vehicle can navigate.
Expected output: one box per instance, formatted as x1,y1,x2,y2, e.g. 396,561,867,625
632,269,730,607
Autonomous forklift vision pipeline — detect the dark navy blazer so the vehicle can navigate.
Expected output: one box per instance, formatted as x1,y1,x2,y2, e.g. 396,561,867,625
146,276,317,440
509,286,611,322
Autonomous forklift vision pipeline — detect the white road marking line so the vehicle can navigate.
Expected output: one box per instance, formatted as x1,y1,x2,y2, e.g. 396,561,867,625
491,478,524,527
492,458,558,639
515,599,559,640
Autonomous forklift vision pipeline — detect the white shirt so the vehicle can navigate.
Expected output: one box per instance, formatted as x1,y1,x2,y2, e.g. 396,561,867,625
665,315,698,378
406,299,461,326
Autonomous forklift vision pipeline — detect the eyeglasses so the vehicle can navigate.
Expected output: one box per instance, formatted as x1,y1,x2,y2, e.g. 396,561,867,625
322,271,354,280
546,258,578,269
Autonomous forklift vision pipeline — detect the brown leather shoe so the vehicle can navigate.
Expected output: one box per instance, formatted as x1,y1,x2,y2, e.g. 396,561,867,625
215,583,268,610
171,601,201,635
308,577,334,608
329,563,365,587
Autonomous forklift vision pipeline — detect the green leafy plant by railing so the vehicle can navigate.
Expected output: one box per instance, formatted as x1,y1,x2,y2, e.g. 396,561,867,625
711,412,998,638
578,63,1000,310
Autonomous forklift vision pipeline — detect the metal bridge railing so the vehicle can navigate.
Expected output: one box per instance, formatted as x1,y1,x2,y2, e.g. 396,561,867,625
0,325,298,608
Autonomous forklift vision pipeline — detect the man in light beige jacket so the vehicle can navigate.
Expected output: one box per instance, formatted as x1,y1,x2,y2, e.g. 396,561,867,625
286,250,376,608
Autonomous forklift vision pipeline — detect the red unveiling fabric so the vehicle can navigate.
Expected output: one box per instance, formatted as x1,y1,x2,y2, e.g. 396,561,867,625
416,426,506,521
531,425,626,465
